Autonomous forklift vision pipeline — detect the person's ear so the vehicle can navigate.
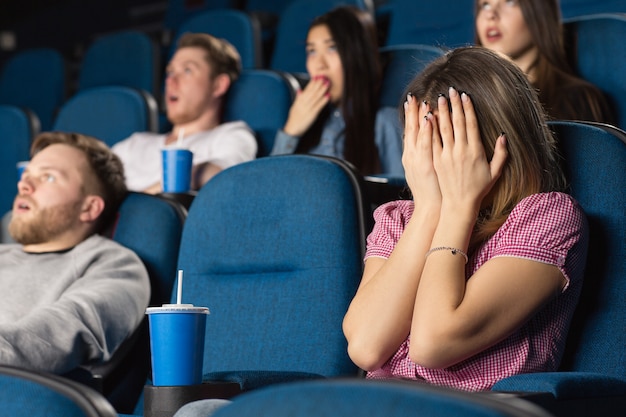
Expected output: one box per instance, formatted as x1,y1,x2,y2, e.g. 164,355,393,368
79,195,105,223
211,73,232,99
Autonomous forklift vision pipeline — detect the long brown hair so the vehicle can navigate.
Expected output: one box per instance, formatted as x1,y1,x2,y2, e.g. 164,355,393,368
402,47,566,248
296,6,382,174
474,0,611,122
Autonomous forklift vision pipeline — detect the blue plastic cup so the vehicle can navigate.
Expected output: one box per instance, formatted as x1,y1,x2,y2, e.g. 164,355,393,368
146,304,210,386
162,148,193,193
16,161,28,180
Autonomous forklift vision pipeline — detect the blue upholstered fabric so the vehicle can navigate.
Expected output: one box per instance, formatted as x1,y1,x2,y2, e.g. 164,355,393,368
201,371,324,391
269,0,371,73
379,44,446,108
0,48,65,130
53,86,158,147
78,30,158,98
113,192,187,308
176,155,368,390
492,121,626,410
560,0,626,19
0,366,117,417
385,0,475,47
493,372,626,399
163,0,241,32
565,14,626,130
171,9,262,69
223,69,297,157
0,105,38,214
211,379,555,417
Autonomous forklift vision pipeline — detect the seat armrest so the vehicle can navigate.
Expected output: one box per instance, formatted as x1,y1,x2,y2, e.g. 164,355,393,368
492,372,626,399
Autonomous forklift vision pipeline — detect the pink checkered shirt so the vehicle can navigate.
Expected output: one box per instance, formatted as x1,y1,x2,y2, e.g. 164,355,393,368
364,192,588,391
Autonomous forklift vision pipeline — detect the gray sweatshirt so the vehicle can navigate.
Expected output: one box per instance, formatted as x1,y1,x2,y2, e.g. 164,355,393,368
0,234,150,374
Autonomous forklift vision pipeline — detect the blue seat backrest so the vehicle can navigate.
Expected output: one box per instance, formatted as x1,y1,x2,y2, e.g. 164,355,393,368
0,105,39,214
0,365,117,417
385,0,475,47
379,44,446,108
163,0,242,32
270,0,372,74
53,86,158,148
560,0,626,19
171,9,262,69
78,30,159,98
112,192,187,308
549,121,626,378
565,14,626,131
0,48,65,130
211,378,555,417
176,155,369,378
223,69,297,157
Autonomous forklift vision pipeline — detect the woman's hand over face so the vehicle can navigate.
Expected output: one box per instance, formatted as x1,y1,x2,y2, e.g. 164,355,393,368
432,87,508,214
402,94,442,210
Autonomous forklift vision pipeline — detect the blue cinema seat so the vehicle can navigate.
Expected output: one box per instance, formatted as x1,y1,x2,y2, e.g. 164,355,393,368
384,0,475,48
170,9,262,69
211,378,554,417
223,69,298,156
173,155,371,393
0,48,65,130
491,121,626,416
269,0,373,74
78,30,160,100
564,13,626,130
560,0,626,19
53,86,158,148
379,43,446,108
0,365,117,417
0,105,40,214
162,0,242,36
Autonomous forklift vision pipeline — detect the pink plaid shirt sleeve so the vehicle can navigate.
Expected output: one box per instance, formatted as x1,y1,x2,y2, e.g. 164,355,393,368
364,192,588,391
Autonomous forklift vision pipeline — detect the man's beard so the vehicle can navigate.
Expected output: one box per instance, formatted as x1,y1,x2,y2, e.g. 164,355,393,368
8,198,83,246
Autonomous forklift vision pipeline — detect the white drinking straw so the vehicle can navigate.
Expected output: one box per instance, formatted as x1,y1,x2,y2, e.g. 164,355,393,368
177,128,185,147
176,269,183,304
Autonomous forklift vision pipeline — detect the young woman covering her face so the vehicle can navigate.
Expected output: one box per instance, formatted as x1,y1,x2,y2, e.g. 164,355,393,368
475,0,613,123
342,47,588,391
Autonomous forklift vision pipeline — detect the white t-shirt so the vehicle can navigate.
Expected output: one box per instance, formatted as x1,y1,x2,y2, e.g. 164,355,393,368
113,121,257,191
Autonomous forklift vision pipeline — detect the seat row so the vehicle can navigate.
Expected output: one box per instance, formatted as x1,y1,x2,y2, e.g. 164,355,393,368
1,120,625,416
0,366,556,417
0,37,447,213
2,7,625,138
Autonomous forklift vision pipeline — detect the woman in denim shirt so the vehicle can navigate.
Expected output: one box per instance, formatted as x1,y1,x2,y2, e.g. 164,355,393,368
271,6,404,177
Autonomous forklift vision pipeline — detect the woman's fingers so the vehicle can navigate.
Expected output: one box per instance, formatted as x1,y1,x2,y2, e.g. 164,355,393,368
437,93,453,149
490,134,509,181
460,91,480,150
448,87,467,145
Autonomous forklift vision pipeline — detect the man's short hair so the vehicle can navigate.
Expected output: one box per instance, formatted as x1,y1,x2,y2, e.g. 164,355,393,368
31,132,127,233
176,32,242,83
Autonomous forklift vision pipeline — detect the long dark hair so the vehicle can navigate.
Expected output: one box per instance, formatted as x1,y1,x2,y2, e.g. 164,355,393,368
474,0,611,122
296,6,382,174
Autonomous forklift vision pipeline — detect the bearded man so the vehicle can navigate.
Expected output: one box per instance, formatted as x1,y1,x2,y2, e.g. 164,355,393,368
0,132,149,374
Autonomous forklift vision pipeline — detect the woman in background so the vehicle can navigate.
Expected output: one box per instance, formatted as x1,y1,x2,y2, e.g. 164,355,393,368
475,0,613,123
271,6,403,176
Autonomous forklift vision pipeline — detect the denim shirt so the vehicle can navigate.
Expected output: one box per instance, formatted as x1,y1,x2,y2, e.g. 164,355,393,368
271,106,404,176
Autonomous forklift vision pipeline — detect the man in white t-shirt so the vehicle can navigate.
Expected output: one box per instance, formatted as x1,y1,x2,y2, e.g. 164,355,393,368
113,33,257,193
